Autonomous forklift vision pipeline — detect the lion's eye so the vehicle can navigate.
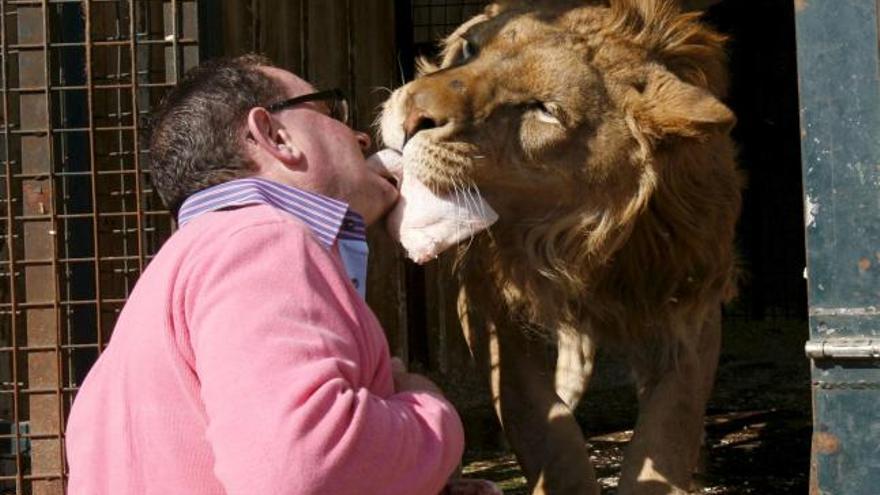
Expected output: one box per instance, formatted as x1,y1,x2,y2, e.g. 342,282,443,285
528,101,562,126
461,39,477,62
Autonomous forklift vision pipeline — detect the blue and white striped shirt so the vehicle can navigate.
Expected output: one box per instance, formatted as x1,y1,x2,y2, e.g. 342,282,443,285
177,177,370,297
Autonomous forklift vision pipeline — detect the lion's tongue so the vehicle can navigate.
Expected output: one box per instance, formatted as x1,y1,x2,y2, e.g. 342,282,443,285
367,149,499,264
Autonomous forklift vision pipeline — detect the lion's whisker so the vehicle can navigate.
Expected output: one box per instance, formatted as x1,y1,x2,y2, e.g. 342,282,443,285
453,179,466,243
396,53,409,84
473,183,489,220
466,183,482,218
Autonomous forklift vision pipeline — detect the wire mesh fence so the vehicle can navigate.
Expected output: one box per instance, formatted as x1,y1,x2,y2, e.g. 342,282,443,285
412,0,485,45
0,1,197,493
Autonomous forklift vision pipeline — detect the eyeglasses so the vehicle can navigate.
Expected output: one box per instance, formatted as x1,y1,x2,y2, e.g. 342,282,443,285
265,88,350,126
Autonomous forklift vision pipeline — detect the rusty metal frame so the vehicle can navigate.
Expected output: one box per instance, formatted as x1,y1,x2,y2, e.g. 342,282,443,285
411,0,485,46
0,1,198,493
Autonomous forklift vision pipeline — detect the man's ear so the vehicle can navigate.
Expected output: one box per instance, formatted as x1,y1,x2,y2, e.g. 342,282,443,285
246,107,304,168
630,67,735,142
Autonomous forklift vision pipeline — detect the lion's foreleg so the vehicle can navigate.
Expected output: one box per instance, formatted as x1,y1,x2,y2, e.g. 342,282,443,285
617,307,722,495
554,327,596,410
492,322,600,495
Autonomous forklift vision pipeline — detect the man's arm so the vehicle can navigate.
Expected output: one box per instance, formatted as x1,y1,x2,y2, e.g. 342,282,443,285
184,218,464,495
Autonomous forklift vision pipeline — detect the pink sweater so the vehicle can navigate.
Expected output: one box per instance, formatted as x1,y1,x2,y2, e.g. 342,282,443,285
66,205,464,495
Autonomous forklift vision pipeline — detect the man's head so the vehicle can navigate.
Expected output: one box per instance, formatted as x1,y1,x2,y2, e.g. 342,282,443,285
148,55,397,224
148,55,283,216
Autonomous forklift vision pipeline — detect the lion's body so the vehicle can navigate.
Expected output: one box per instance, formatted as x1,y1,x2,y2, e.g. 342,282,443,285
380,1,741,493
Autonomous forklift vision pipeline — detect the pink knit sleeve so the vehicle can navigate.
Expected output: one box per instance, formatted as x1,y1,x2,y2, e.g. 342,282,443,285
184,220,464,495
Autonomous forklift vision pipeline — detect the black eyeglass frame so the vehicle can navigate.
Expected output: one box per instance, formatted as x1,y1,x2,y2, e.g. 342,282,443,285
265,88,350,126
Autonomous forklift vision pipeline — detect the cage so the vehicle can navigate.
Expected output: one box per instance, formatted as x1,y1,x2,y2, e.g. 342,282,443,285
0,1,198,493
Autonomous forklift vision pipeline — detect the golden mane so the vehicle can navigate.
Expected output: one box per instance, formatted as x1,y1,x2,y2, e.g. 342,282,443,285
449,0,740,349
605,0,729,95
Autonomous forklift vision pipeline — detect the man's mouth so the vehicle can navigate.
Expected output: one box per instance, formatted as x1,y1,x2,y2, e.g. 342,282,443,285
366,149,403,190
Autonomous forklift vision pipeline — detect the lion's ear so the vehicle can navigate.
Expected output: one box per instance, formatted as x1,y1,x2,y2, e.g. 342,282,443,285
633,68,735,140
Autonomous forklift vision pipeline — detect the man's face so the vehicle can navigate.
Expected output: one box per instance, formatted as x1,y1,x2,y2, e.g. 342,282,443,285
260,67,398,224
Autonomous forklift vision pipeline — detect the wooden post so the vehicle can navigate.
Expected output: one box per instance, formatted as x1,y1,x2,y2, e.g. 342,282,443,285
349,0,409,360
218,0,410,358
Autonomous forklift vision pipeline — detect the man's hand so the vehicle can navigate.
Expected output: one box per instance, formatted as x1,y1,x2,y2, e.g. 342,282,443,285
391,358,495,495
390,357,444,396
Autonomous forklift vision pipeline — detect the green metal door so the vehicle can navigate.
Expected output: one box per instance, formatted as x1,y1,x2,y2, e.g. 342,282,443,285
795,1,880,493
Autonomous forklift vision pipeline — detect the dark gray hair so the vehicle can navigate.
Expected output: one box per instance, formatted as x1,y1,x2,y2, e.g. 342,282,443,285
147,54,286,216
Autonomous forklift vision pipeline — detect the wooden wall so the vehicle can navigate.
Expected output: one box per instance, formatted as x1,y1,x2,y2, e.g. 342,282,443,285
204,0,412,359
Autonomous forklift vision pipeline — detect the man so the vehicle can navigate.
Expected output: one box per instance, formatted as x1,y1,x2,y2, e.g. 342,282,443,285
66,55,465,495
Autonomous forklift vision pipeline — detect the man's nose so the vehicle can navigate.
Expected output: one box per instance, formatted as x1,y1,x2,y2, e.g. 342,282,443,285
354,131,372,152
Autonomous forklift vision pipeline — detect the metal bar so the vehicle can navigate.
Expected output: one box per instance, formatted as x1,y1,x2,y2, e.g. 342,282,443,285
249,0,256,52
127,0,145,276
0,1,26,491
0,386,96,395
0,475,63,482
0,343,104,351
0,299,128,309
13,0,143,4
809,307,880,317
40,0,68,485
0,474,64,482
171,0,179,83
0,81,177,93
806,339,880,360
0,125,137,133
4,38,197,49
82,0,106,358
3,254,158,266
345,0,355,122
110,1,131,296
301,0,309,79
0,432,67,440
15,169,158,178
13,209,171,220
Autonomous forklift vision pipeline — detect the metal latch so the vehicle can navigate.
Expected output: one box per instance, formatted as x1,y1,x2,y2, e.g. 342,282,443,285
805,339,880,360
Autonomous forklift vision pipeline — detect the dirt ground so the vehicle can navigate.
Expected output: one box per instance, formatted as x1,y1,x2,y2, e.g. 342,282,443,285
455,317,813,494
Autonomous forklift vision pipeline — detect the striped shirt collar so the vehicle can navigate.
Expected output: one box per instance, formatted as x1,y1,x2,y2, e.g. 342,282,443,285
176,177,367,248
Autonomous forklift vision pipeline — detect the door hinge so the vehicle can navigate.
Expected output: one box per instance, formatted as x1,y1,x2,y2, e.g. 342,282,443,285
805,339,880,360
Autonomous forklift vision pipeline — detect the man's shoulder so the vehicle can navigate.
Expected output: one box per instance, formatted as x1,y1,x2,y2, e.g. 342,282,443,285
169,204,353,295
155,204,324,271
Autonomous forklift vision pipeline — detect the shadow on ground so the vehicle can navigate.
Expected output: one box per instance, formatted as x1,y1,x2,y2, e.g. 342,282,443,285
459,318,812,494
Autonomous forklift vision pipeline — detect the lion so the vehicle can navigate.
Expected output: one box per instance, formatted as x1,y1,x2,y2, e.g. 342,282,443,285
379,0,742,493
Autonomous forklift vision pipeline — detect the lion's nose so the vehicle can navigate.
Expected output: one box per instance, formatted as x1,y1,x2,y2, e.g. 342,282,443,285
403,107,446,141
403,91,453,144
403,110,438,144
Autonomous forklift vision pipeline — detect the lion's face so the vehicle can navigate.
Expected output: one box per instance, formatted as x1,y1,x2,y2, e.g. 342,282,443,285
379,0,734,221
